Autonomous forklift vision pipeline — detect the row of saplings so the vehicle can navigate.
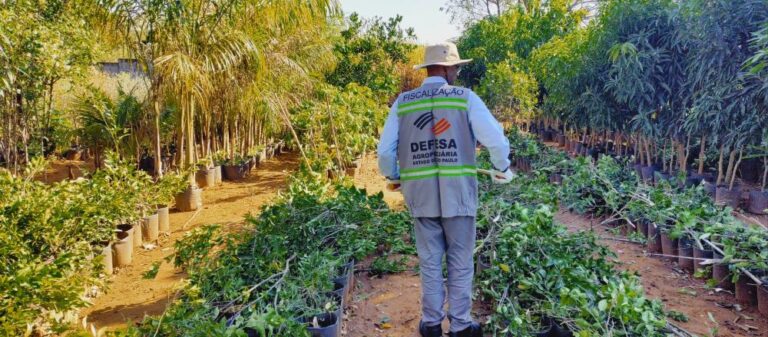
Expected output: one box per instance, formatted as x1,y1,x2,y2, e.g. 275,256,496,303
473,150,675,336
116,175,414,337
529,124,768,217
103,143,288,275
521,129,768,323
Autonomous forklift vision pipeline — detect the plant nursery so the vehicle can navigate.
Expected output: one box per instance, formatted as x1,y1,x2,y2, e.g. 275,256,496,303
1,0,768,336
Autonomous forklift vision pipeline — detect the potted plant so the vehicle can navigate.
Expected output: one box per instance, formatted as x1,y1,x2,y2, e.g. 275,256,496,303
195,157,216,188
113,224,134,267
212,151,228,185
175,167,203,212
155,171,186,232
222,155,249,181
757,275,768,318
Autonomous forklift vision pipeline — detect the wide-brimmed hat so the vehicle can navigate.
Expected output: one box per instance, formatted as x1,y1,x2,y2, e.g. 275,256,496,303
413,42,473,70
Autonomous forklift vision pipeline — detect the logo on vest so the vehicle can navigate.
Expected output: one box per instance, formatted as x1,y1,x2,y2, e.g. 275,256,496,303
414,112,452,136
414,112,434,130
432,118,451,136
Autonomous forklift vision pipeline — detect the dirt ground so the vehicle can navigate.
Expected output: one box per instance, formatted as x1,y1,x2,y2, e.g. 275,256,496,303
557,210,768,337
78,152,300,331
36,158,96,183
346,154,768,337
345,154,427,337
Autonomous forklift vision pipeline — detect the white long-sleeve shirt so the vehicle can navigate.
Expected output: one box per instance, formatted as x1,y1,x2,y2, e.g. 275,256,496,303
377,76,511,179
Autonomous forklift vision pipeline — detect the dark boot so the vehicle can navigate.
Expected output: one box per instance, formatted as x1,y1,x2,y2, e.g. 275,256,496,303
448,322,482,337
419,321,443,337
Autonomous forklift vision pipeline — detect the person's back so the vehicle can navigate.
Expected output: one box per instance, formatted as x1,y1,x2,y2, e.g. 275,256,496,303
377,42,514,337
394,81,478,218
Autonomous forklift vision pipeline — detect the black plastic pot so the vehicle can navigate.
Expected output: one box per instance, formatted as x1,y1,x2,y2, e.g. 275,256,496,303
534,316,573,337
739,158,762,183
244,328,260,337
332,279,346,306
748,191,768,215
637,220,649,238
735,270,764,306
758,284,768,318
300,312,339,337
684,174,704,188
640,166,655,184
476,254,492,275
712,252,735,291
543,130,554,142
660,231,678,260
332,274,348,305
703,182,717,199
656,172,674,185
678,238,694,274
647,224,662,254
549,173,563,185
633,163,644,178
693,244,713,278
715,185,741,209
223,164,247,181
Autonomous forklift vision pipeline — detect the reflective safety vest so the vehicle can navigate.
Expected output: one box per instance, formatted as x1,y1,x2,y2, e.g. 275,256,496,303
396,82,478,218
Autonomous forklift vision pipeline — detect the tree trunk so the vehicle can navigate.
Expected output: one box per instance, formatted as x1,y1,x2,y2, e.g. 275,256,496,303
186,98,196,167
154,101,163,177
662,139,668,172
645,138,652,166
698,135,707,175
729,149,743,190
762,156,767,191
679,135,690,174
278,109,309,167
634,135,639,162
724,149,737,188
716,144,725,185
668,140,675,174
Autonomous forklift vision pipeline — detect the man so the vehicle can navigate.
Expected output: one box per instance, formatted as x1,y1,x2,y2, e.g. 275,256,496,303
377,42,513,337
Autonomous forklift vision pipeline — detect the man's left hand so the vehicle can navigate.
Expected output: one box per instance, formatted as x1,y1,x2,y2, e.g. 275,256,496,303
492,167,514,184
386,178,402,191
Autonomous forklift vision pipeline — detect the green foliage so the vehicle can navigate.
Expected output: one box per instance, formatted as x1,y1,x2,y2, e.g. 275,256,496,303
293,83,387,172
75,86,146,160
154,169,191,206
682,0,768,147
474,156,667,336
129,172,414,336
326,13,416,100
456,1,586,88
0,155,159,335
143,261,162,280
0,0,97,168
477,60,539,121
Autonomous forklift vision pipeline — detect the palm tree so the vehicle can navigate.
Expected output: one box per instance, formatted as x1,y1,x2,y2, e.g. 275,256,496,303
95,0,338,173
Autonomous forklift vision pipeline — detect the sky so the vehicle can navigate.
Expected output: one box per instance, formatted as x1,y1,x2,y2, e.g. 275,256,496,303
339,0,461,45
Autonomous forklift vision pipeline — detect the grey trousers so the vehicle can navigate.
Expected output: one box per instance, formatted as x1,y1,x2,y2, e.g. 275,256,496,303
414,216,476,332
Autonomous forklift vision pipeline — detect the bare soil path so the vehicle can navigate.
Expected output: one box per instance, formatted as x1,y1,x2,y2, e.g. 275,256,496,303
558,210,768,337
346,154,430,337
78,152,300,331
